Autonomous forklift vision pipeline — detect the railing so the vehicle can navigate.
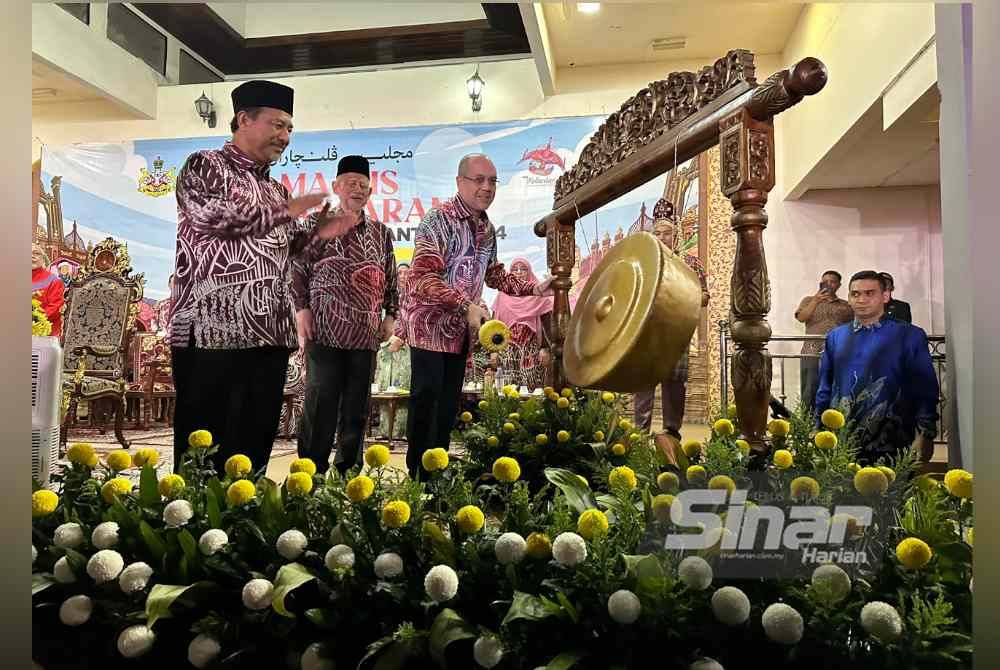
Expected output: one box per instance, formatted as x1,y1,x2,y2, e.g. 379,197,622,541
718,320,948,445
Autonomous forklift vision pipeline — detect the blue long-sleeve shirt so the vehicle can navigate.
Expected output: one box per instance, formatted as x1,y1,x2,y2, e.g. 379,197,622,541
815,317,939,457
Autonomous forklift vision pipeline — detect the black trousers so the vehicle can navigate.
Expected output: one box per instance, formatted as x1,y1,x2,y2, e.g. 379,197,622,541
171,345,291,476
297,343,375,475
406,345,468,477
800,357,821,412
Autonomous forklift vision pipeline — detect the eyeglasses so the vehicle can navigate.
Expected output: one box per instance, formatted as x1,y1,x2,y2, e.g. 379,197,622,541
460,175,499,187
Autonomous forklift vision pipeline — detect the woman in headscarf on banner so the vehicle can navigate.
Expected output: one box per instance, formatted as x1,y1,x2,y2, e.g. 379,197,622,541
490,258,554,390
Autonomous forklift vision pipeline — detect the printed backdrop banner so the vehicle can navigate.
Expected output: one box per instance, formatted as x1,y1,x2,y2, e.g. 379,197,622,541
41,116,666,303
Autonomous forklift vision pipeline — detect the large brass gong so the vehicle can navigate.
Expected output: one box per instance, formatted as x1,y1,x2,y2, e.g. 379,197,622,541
563,232,701,392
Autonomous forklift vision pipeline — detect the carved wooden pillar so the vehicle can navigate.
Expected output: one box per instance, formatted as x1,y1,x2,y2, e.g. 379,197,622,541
719,107,775,453
545,219,577,389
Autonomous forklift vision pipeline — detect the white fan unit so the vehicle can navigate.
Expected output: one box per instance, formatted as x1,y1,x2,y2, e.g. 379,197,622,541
31,336,62,486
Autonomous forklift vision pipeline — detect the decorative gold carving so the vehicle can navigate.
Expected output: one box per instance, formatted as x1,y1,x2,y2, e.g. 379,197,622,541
554,49,757,203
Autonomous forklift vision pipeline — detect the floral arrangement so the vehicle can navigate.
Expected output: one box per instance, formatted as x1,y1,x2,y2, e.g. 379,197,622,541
32,297,52,336
32,394,972,669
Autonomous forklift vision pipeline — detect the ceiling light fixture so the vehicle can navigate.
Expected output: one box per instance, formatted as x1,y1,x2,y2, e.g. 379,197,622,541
577,3,601,14
194,91,217,128
651,36,688,52
466,65,485,113
32,88,57,99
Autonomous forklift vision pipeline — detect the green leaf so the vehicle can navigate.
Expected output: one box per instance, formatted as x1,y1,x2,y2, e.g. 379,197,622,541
422,521,456,567
145,582,214,628
502,591,558,626
139,465,159,508
373,640,421,670
543,650,589,670
272,562,317,618
139,520,167,564
304,608,337,630
258,479,286,539
32,573,55,595
177,529,199,567
205,487,222,530
554,591,578,624
110,496,138,530
428,608,476,668
357,635,396,670
63,547,87,576
207,477,226,511
544,468,596,515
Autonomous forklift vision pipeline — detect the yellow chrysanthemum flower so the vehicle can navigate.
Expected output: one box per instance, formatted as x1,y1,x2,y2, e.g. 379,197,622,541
556,397,570,409
290,458,318,476
32,489,59,517
132,448,159,468
422,448,450,472
460,411,473,423
966,527,974,547
611,442,626,456
772,449,793,469
525,532,552,559
478,400,488,411
854,467,889,496
682,440,702,458
286,472,314,497
709,475,736,495
492,457,521,483
814,431,838,449
346,475,375,503
364,445,390,469
713,419,735,437
557,430,571,443
502,422,516,434
767,419,790,438
101,477,132,504
821,409,846,430
896,537,933,570
158,474,186,499
226,479,256,507
609,466,637,491
735,439,750,456
877,465,896,484
657,471,680,493
601,391,616,403
686,465,707,485
105,450,132,472
943,469,973,499
790,476,821,501
652,494,676,523
66,443,99,468
225,454,253,479
535,434,549,446
619,419,633,432
915,474,940,493
382,500,411,528
486,436,500,447
456,505,485,533
577,509,609,540
727,403,738,419
847,462,861,474
479,319,511,352
188,430,213,449
594,430,605,442
560,388,573,398
508,413,520,421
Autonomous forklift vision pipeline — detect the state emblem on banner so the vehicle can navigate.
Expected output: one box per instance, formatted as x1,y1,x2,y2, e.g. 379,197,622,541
137,156,176,197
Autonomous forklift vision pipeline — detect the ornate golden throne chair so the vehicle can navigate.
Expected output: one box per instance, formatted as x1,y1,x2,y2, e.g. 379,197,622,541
60,238,145,449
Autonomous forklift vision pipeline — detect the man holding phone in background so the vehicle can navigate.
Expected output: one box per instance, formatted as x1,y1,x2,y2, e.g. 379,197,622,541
794,270,853,411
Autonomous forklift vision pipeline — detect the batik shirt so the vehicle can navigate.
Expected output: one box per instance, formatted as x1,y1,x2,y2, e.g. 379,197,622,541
290,211,399,351
403,195,534,354
170,142,323,350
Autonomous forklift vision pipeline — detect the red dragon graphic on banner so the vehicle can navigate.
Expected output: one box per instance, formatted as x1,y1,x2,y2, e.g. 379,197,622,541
519,138,565,176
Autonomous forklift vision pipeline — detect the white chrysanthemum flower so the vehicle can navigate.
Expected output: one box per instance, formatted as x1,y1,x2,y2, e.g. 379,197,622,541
54,522,85,550
552,532,588,567
53,556,76,583
473,635,504,668
811,564,851,603
242,578,274,610
163,499,194,528
58,594,93,626
607,589,642,624
117,624,156,658
690,658,724,670
374,552,404,579
424,564,459,602
494,532,527,565
86,549,125,584
198,529,229,556
325,544,355,571
860,601,904,642
119,562,153,594
970,577,973,592
187,634,222,669
277,529,309,561
91,521,120,550
300,642,335,670
711,586,751,626
32,544,37,564
678,556,713,590
762,603,804,645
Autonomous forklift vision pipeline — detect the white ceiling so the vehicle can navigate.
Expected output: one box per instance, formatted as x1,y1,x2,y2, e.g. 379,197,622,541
542,2,804,67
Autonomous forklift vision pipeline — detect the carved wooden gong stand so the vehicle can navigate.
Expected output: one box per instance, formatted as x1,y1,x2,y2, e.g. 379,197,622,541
535,49,828,454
